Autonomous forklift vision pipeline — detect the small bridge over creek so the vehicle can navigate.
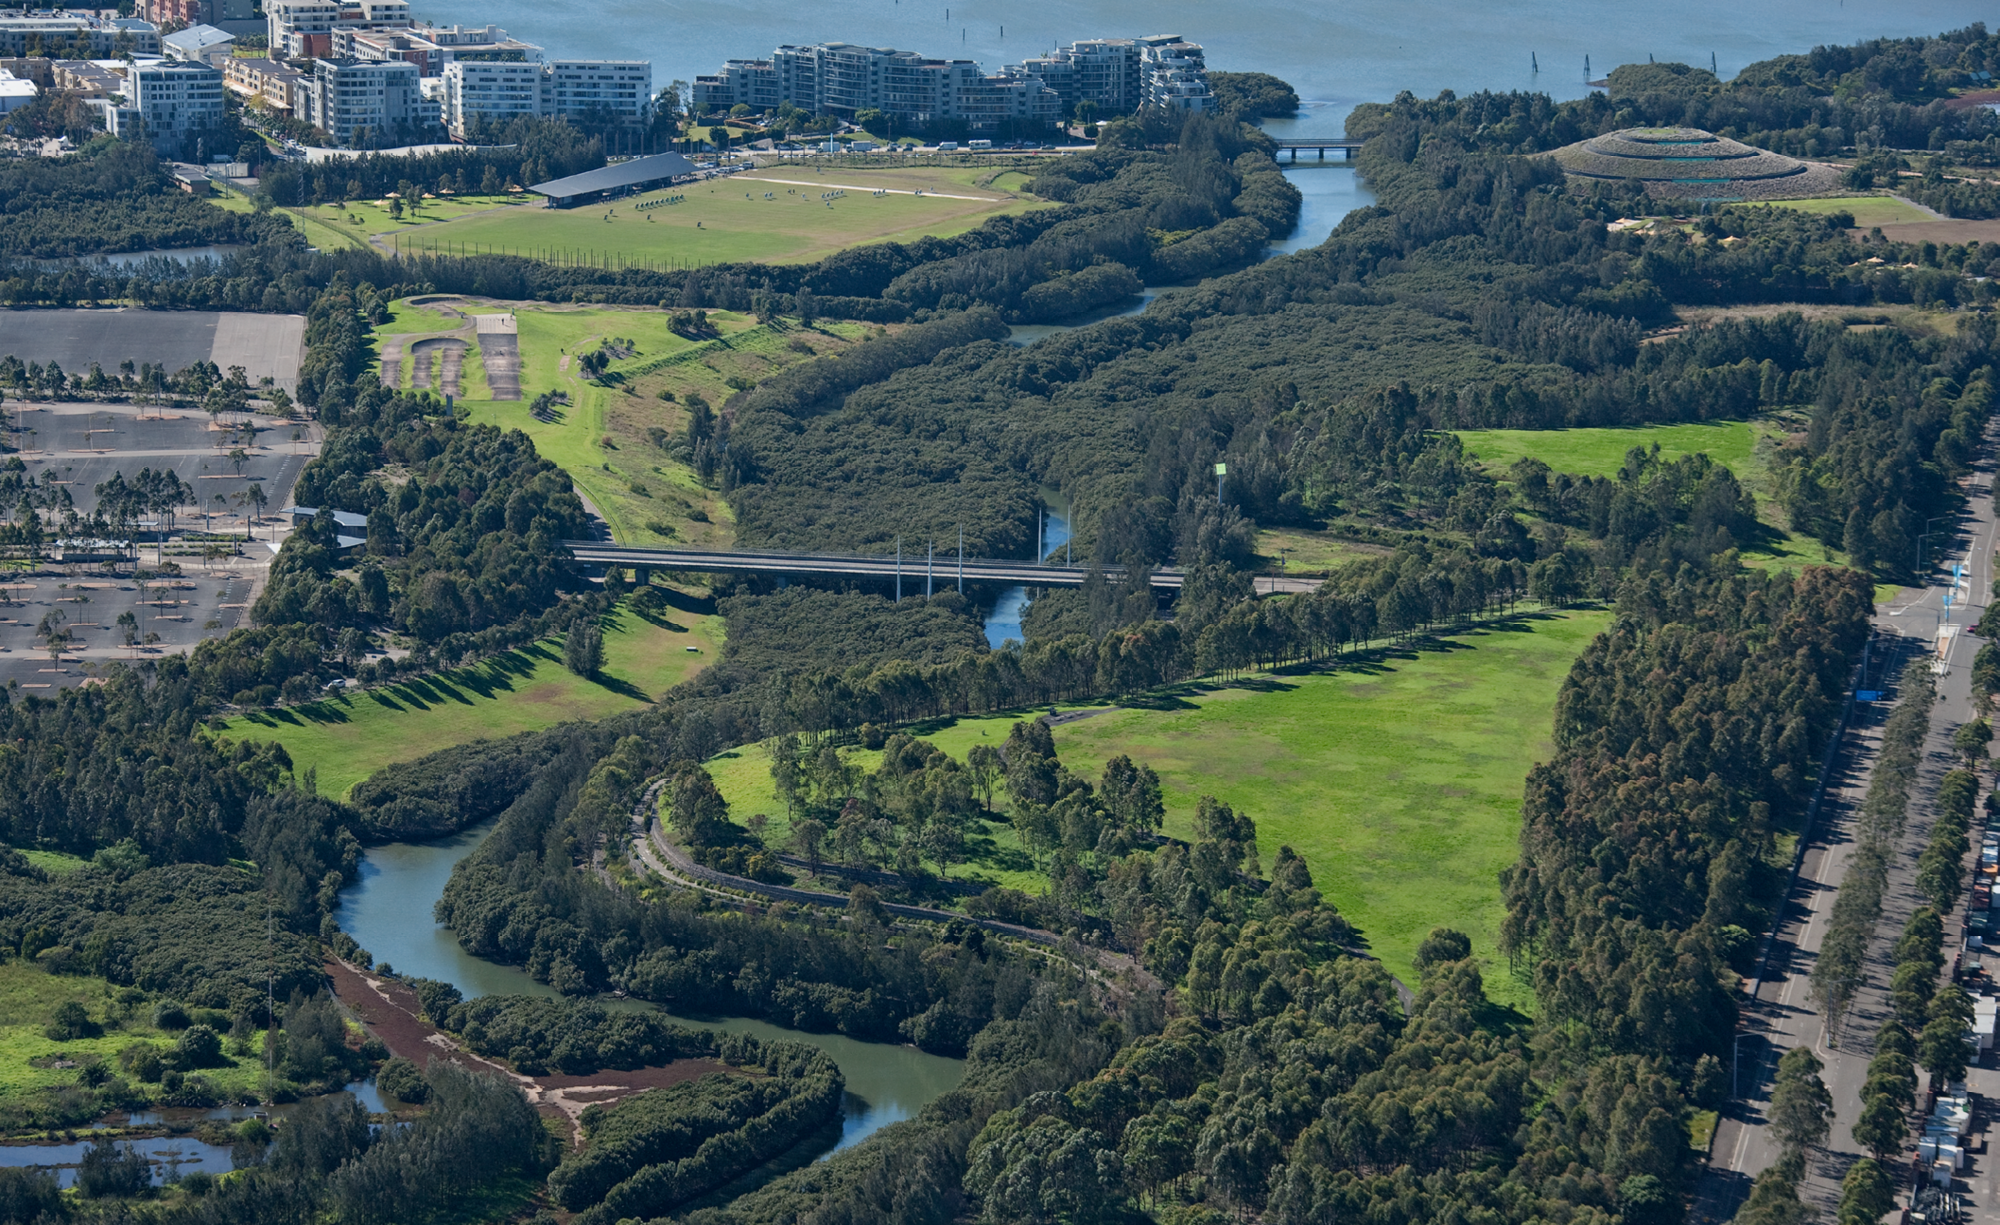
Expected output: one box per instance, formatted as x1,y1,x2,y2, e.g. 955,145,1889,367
1271,137,1365,161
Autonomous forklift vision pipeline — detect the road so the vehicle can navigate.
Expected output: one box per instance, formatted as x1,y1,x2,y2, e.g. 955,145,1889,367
563,541,1325,595
1695,431,2000,1222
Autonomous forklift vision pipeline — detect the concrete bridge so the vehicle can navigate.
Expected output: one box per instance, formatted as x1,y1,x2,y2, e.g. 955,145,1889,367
1271,137,1365,161
562,542,1323,594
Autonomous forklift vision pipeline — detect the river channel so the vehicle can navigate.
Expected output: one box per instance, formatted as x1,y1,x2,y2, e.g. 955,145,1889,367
338,823,967,1154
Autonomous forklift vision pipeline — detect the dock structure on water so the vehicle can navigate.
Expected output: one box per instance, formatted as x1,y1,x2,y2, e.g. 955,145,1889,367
1271,137,1365,161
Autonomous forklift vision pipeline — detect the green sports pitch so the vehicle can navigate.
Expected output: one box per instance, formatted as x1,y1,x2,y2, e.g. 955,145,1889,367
386,167,1051,267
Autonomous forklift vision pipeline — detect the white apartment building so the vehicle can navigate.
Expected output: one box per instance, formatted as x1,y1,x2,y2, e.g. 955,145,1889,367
0,14,159,57
1137,36,1213,114
440,57,540,138
693,42,1056,128
1015,38,1146,115
331,23,541,77
300,56,419,144
544,59,649,122
266,0,408,59
112,60,224,149
438,58,649,140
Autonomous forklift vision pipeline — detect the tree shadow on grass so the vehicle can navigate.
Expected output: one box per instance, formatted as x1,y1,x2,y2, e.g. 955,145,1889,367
587,670,651,702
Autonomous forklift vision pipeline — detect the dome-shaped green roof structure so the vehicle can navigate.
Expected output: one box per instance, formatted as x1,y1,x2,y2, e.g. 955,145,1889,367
1551,127,1842,201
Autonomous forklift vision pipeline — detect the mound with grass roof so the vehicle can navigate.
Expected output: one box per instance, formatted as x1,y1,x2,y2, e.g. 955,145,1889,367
1551,126,1843,202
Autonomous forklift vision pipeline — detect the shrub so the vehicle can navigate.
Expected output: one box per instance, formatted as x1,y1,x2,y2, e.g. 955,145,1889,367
377,1056,429,1104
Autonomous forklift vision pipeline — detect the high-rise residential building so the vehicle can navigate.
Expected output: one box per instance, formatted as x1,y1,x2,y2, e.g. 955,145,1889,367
299,56,419,144
440,57,540,138
437,57,650,140
109,59,224,148
1137,35,1213,113
544,60,650,122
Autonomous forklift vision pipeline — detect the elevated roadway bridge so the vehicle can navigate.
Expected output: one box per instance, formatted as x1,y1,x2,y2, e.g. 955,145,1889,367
561,542,1322,595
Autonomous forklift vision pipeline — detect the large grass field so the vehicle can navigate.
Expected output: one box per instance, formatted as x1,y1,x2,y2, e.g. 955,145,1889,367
1455,420,1758,478
1452,419,1877,583
704,609,1610,1008
220,597,718,799
382,166,1049,267
1748,196,1934,228
393,299,872,547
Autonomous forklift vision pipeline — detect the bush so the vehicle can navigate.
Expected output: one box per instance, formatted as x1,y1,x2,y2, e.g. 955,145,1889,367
377,1056,429,1103
153,1001,189,1030
172,1025,224,1070
46,999,97,1040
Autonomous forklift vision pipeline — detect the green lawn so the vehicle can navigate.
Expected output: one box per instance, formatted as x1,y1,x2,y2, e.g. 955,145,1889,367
1455,420,1757,479
0,962,270,1118
220,598,719,799
438,303,869,547
1451,419,1889,589
1748,196,1933,227
383,168,1050,267
704,609,1610,1008
1252,527,1389,575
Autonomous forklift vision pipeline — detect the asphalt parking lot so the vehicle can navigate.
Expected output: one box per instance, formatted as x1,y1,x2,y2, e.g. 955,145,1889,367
0,309,306,392
1,401,317,690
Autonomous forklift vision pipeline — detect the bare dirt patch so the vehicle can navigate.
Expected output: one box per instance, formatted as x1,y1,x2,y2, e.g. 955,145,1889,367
324,957,738,1140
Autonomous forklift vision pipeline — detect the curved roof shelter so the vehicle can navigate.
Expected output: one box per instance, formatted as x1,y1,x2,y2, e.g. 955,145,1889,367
529,151,698,208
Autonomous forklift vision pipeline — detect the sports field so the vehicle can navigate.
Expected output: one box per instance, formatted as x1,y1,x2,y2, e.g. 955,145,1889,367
220,597,719,799
382,167,1049,267
393,299,872,547
706,609,1608,1008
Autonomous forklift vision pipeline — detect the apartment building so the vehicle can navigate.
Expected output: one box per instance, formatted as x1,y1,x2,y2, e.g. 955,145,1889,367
299,56,419,144
1137,36,1213,113
544,59,648,121
693,33,1205,126
221,53,302,112
266,0,408,60
694,42,1056,128
0,14,160,58
52,58,125,96
331,23,540,77
433,57,645,139
140,0,257,36
439,57,538,138
107,60,223,148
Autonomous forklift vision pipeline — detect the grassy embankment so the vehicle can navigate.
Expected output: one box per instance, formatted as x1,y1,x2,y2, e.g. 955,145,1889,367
376,298,873,547
385,166,1048,267
0,961,271,1121
703,609,1609,1011
220,599,719,801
